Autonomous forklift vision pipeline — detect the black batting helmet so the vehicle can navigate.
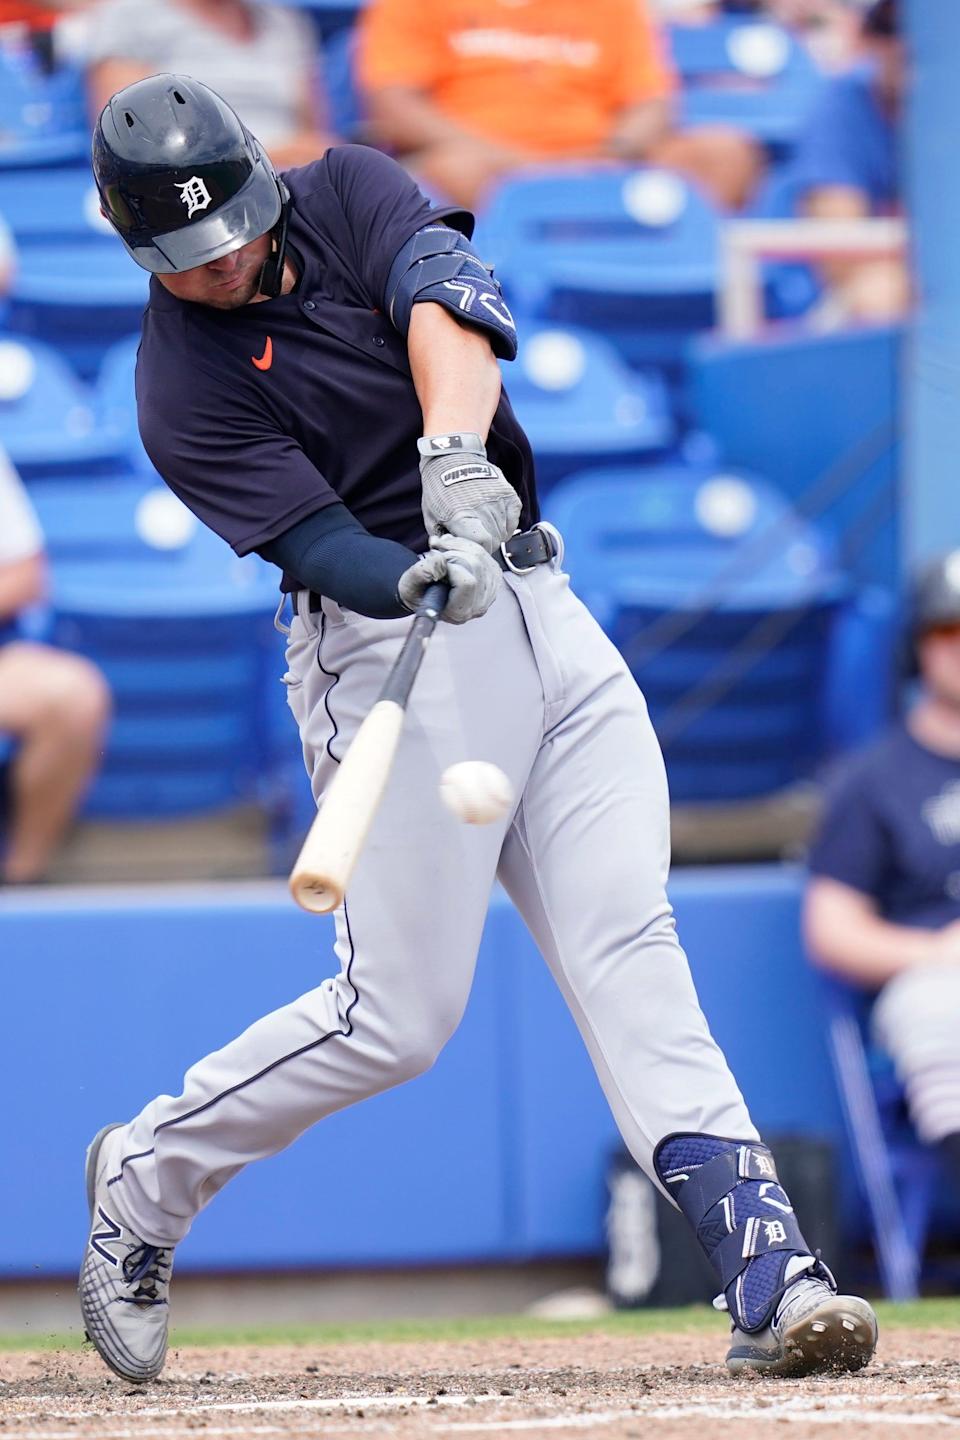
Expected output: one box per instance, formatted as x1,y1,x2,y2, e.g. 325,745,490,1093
92,73,287,277
898,550,960,681
913,551,960,635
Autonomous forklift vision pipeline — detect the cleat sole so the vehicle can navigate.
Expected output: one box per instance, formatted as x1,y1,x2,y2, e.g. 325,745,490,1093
727,1297,878,1378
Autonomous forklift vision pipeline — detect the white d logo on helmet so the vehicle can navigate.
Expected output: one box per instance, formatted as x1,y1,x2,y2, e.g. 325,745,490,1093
176,176,213,219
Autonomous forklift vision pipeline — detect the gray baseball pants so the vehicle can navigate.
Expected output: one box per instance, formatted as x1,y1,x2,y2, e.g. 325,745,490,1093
104,547,757,1246
873,964,960,1145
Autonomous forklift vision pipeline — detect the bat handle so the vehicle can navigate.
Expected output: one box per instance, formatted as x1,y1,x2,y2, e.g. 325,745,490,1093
417,581,449,620
378,581,449,709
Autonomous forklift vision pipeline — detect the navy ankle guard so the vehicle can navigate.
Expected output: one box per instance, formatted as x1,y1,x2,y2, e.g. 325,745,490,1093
654,1134,820,1332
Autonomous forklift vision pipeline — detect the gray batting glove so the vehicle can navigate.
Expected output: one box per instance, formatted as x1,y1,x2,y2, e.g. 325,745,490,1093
417,432,521,554
398,534,502,625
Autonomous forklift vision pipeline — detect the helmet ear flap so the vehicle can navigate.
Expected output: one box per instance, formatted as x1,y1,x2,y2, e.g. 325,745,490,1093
257,177,291,299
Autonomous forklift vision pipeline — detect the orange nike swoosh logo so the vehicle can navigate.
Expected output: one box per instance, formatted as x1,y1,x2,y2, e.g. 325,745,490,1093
252,337,273,371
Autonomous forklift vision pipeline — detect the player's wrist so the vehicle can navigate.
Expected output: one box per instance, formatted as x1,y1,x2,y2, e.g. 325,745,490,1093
417,432,486,459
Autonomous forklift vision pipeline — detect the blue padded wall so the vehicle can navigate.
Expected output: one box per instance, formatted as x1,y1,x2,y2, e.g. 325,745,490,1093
1,869,842,1278
688,326,901,591
505,867,843,1256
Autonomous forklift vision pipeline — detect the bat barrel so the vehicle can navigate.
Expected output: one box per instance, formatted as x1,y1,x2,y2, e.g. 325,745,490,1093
288,583,449,915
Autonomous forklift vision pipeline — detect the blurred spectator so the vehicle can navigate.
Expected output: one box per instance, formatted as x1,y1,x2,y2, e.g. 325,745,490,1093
651,0,863,67
650,0,721,20
84,0,336,169
0,2,61,27
357,0,764,211
791,0,907,321
0,1,89,70
766,2,867,69
804,550,960,1207
0,450,110,884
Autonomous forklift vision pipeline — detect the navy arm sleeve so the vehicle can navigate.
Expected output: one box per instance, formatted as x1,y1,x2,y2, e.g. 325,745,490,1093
806,756,893,902
257,503,418,619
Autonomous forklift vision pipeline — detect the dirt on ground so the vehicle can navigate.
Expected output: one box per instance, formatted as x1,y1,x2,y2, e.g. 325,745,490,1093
1,1327,958,1440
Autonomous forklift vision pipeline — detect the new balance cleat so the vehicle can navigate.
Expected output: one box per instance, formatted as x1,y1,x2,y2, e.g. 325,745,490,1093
78,1123,173,1383
726,1275,878,1377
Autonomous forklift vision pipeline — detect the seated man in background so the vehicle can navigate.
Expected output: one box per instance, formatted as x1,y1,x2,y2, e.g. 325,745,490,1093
0,449,110,884
84,0,336,169
804,551,960,1206
357,0,764,211
791,0,907,321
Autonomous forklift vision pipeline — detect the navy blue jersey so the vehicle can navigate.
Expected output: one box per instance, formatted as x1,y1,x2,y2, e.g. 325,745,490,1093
135,145,538,583
807,722,960,929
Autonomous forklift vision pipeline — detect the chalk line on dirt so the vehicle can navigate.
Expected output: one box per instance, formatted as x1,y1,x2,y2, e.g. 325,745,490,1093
9,1384,960,1438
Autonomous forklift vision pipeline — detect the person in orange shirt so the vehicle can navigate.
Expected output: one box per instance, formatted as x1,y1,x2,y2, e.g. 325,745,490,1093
0,2,61,25
357,0,762,209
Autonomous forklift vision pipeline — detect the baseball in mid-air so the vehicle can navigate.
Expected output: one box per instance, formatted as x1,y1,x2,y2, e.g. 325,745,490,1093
439,761,514,825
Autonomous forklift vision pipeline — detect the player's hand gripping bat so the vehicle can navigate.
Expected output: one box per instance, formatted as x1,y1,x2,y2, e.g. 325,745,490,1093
289,582,449,914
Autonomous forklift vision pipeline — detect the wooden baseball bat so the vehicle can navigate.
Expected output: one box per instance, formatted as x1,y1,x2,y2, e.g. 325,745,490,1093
289,582,448,914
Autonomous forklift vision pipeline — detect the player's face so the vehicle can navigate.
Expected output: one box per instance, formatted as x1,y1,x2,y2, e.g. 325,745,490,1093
157,233,272,309
918,623,960,709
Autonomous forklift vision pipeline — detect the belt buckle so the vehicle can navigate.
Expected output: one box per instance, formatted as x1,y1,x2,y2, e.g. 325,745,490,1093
499,527,538,576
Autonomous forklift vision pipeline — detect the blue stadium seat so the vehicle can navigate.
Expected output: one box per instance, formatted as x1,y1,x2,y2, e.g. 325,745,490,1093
0,168,149,377
0,165,113,246
95,334,154,474
29,479,287,818
319,23,365,139
9,242,149,380
687,326,902,592
668,20,824,154
819,973,941,1300
477,167,721,373
503,327,674,493
0,45,88,169
744,164,822,319
0,336,127,480
820,585,898,754
545,465,847,800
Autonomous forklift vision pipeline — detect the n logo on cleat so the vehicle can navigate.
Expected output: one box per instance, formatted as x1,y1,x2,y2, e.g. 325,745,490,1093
90,1206,122,1265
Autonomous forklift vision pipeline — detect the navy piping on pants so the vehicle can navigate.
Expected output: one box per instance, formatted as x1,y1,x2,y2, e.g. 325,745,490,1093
109,614,360,1188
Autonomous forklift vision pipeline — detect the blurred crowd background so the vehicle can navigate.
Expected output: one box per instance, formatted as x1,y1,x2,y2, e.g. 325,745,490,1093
3,0,959,1318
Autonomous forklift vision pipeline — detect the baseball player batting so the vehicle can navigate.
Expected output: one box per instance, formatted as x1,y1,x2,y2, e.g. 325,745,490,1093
82,74,877,1384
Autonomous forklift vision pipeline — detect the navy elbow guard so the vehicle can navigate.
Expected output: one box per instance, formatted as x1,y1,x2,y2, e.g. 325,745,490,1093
654,1135,832,1333
384,224,518,361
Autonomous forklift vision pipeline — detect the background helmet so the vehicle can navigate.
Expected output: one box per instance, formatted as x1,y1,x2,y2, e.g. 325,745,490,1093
92,73,285,275
913,550,960,636
898,549,960,682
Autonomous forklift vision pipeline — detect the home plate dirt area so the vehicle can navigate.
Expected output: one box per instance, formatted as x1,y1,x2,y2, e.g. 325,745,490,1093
2,1325,959,1440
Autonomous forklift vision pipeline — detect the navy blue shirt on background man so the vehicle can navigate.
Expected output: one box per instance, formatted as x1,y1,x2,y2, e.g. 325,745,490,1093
805,550,960,1209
